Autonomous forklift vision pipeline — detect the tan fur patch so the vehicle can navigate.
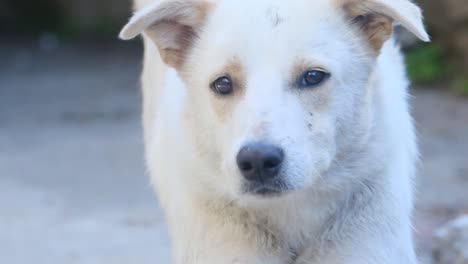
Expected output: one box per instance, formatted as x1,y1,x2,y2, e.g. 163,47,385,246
146,23,198,68
156,1,213,68
211,59,246,96
290,59,332,111
122,1,214,68
335,0,429,51
208,59,247,121
337,0,393,52
358,15,392,51
290,59,312,88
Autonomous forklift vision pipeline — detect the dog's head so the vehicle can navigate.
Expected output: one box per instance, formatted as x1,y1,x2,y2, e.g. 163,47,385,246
121,0,428,201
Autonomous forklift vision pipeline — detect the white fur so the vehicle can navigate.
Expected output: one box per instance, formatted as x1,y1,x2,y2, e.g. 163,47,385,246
122,0,428,263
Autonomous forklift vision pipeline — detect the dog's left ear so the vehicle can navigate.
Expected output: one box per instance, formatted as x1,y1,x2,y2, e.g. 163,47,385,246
340,0,430,52
120,0,214,68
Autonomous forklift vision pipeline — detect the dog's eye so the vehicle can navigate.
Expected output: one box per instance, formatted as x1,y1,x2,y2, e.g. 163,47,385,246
211,76,233,95
299,70,330,88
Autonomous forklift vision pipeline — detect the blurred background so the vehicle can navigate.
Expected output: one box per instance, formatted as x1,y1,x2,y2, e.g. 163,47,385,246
0,0,467,263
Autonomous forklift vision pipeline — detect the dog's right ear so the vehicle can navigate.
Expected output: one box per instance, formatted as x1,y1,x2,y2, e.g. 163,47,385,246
120,0,214,68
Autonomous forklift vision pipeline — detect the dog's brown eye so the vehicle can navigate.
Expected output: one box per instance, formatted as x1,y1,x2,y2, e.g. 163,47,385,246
211,76,233,95
299,70,330,88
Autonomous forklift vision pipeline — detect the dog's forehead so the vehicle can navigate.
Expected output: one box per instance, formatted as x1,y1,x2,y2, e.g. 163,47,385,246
210,0,337,28
197,0,349,73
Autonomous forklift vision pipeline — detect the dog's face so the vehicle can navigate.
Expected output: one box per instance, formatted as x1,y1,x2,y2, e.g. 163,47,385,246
121,0,428,201
184,1,372,199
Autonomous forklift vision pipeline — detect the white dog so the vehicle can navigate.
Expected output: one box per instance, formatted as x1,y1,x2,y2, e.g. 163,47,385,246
120,0,429,263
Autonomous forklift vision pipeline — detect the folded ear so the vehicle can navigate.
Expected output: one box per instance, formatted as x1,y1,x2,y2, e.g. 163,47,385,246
120,0,213,68
340,0,430,51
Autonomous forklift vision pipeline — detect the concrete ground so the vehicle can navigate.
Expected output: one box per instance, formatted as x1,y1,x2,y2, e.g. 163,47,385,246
0,39,467,264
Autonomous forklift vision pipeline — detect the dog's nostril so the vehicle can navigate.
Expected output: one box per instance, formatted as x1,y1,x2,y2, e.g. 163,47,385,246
236,142,284,182
264,157,281,169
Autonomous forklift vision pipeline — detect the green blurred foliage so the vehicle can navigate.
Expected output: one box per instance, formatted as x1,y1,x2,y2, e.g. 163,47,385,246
405,44,468,95
405,44,446,83
454,78,468,95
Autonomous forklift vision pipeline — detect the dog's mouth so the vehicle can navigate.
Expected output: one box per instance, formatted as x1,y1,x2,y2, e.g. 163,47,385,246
242,180,292,197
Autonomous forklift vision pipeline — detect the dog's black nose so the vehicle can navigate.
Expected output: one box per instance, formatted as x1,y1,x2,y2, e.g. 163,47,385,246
236,143,284,182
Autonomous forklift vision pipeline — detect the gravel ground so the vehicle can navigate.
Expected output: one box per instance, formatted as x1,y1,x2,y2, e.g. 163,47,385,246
0,39,467,264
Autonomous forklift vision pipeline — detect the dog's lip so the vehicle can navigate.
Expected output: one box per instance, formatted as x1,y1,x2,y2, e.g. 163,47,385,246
252,186,282,195
245,184,289,197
